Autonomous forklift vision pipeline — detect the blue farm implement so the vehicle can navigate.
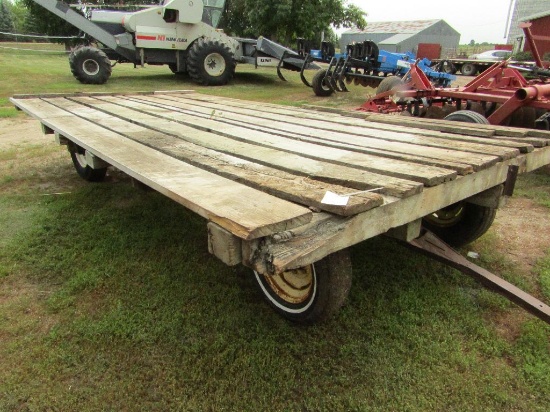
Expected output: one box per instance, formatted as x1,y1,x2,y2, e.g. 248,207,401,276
298,40,455,97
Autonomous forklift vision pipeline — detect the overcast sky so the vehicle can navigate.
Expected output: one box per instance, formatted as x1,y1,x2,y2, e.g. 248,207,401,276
347,0,515,44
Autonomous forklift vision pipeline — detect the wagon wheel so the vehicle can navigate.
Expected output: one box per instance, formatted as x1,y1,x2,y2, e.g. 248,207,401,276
422,202,497,247
169,63,187,75
312,70,334,97
460,63,478,76
521,107,536,129
253,249,352,323
438,60,456,74
68,143,107,182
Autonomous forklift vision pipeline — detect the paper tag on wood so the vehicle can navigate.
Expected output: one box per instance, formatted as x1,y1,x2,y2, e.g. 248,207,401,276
321,191,349,206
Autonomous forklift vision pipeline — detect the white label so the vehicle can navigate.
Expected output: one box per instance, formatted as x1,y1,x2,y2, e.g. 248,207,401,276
321,191,349,206
256,57,279,67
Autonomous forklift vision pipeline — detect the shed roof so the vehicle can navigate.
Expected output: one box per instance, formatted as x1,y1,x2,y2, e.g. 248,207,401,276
344,19,440,35
521,9,550,22
379,33,415,45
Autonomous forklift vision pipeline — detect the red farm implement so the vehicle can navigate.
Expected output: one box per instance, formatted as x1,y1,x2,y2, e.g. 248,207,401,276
358,23,550,130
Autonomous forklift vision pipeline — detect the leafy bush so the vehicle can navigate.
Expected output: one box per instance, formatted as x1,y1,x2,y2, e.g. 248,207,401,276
513,51,533,61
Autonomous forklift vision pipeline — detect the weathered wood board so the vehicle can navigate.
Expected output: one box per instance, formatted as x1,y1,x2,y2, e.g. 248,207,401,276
10,91,550,268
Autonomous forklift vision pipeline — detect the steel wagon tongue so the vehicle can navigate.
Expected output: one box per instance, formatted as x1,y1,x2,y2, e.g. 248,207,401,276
10,90,550,325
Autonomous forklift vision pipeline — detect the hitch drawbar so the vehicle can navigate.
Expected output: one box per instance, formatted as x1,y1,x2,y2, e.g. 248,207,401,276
408,231,550,325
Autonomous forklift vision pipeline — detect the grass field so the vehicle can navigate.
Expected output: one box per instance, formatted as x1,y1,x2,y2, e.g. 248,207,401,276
1,43,549,411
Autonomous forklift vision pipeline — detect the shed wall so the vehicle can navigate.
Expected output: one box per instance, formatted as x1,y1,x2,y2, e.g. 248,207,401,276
340,20,459,55
522,15,550,57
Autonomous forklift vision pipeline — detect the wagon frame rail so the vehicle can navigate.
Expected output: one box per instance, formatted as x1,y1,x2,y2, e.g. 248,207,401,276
10,90,550,323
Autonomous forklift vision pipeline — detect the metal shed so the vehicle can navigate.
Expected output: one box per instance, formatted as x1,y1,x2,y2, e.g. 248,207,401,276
340,19,460,55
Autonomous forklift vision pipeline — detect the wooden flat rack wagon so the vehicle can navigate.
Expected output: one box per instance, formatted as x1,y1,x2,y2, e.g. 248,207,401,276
10,91,550,324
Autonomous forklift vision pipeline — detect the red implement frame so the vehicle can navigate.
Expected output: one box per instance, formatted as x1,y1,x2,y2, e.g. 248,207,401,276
358,25,550,128
358,61,550,125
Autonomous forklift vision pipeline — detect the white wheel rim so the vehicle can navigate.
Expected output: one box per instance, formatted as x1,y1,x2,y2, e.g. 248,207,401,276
204,52,226,77
74,152,88,168
254,264,317,314
83,59,100,76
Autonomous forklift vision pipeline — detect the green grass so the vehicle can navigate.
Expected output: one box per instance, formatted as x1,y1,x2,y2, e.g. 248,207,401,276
0,42,369,108
1,44,549,411
515,167,550,209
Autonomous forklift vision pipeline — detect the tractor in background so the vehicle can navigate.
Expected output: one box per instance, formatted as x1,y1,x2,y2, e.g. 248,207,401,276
30,0,317,85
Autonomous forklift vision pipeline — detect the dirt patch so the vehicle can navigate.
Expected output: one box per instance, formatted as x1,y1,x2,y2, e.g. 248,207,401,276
478,196,550,342
0,117,48,150
492,197,550,275
451,75,477,88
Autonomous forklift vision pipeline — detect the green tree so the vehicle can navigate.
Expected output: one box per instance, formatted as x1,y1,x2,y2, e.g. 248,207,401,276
8,0,31,39
221,0,366,45
22,0,79,41
0,0,15,40
21,0,153,46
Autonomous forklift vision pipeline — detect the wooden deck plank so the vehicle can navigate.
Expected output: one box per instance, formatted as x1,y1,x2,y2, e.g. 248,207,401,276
182,94,536,153
527,128,550,139
361,114,540,151
249,147,550,273
132,95,509,173
150,95,518,157
63,96,423,198
362,111,550,142
364,113,550,145
10,97,313,240
45,97,385,216
90,95,458,187
189,94,541,151
366,112,527,136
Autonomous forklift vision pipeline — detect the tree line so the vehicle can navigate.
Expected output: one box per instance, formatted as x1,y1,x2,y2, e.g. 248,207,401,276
0,0,366,46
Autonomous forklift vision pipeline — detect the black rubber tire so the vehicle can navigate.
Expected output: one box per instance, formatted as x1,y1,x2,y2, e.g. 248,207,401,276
169,63,187,75
376,76,403,94
69,46,112,84
187,38,235,86
434,60,456,74
521,107,536,129
311,70,334,97
461,63,478,76
68,143,107,182
253,249,352,324
422,202,497,247
444,109,489,124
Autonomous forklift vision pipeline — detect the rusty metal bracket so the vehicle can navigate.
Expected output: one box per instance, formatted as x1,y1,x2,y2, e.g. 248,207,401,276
407,230,550,325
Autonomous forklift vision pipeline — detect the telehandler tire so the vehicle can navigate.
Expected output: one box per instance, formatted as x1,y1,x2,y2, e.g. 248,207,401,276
69,46,112,85
187,39,235,86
